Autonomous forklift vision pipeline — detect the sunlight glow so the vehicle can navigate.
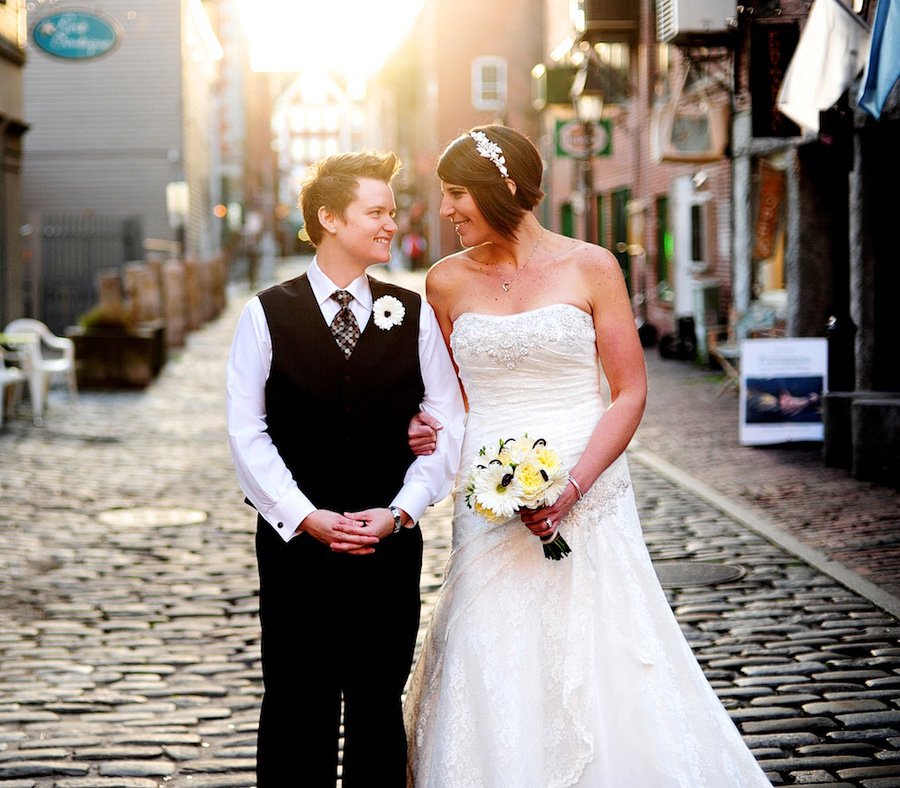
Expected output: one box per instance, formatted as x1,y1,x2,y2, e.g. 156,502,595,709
240,0,425,73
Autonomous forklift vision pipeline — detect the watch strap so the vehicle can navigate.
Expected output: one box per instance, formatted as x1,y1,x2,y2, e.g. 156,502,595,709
388,505,403,534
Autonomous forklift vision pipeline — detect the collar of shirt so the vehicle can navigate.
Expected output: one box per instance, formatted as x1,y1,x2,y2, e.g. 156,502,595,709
307,257,373,325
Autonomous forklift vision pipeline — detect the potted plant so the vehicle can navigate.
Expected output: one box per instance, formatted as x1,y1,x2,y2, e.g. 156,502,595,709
67,303,166,389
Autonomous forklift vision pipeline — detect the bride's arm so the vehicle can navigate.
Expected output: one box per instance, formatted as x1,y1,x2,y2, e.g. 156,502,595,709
521,245,646,537
573,245,647,487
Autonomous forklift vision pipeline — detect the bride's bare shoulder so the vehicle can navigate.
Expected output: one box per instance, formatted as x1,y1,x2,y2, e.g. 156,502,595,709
544,234,619,281
426,249,482,294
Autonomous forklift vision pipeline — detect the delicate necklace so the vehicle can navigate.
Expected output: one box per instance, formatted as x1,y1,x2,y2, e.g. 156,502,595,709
496,229,544,292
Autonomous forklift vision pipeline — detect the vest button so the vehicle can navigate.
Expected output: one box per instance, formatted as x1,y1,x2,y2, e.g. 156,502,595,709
344,375,351,383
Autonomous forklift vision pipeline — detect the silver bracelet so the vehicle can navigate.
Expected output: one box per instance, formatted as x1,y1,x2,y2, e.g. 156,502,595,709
568,474,584,500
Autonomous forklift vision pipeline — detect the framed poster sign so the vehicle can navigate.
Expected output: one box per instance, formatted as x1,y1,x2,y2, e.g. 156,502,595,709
739,338,828,445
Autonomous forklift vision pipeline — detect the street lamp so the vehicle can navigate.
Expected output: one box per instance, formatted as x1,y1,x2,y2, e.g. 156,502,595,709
570,59,604,245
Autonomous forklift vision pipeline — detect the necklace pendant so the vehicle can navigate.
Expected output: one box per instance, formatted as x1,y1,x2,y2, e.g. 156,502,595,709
502,282,511,292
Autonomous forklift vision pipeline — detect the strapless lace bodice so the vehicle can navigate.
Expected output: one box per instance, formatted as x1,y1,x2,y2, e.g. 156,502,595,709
450,304,605,474
450,303,597,373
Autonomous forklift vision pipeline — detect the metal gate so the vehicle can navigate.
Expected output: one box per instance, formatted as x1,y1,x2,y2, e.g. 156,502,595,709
25,213,143,334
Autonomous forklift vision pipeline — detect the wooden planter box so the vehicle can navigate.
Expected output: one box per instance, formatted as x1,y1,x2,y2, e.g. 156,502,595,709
67,320,166,389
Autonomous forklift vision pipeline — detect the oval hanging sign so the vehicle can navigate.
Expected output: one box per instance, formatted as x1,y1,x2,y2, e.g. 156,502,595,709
32,11,120,61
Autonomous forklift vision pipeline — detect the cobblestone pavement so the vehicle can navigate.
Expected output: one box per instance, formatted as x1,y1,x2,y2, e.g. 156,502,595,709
634,352,900,604
1,259,900,787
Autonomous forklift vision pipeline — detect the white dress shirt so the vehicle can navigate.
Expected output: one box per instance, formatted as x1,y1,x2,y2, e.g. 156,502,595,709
226,259,465,542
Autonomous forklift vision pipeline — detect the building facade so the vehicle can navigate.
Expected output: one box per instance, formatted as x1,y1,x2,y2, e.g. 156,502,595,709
370,0,898,483
370,0,544,262
0,0,27,328
539,0,734,355
271,71,367,251
22,0,223,259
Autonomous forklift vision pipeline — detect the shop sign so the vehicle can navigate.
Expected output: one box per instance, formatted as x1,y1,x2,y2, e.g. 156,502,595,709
555,119,612,158
740,338,828,445
33,11,121,61
753,160,785,260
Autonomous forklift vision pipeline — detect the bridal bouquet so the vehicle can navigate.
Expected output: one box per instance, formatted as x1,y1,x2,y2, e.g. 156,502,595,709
464,435,572,560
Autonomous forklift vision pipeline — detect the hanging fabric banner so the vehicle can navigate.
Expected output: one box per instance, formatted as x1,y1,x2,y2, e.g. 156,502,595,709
776,0,870,133
858,0,900,119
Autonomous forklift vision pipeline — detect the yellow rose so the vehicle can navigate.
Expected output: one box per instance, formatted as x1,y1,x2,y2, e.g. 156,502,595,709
535,445,562,471
474,501,505,524
516,461,546,503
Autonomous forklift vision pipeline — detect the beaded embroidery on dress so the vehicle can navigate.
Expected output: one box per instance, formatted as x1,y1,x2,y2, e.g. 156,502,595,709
404,303,771,788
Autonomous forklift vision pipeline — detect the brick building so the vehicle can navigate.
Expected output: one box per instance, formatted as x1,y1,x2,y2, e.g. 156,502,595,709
368,0,544,262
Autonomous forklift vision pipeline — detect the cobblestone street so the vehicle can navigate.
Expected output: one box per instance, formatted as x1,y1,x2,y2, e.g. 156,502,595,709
2,260,900,787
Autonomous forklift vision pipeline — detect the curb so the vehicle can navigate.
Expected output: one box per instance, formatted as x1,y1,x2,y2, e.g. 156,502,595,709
629,444,900,621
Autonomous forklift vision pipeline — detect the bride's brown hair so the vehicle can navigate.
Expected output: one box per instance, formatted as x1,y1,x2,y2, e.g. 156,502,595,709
437,125,545,241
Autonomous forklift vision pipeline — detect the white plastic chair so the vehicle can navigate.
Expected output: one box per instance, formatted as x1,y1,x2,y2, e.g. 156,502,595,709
3,318,77,425
0,346,28,428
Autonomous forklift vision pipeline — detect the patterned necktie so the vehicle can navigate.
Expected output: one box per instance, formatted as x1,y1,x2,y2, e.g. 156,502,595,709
330,290,360,358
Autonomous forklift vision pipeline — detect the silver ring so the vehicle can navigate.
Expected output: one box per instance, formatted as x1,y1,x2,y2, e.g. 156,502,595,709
545,518,553,529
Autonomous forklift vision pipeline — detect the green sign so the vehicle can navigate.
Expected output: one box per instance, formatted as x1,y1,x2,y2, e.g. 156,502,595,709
555,119,612,158
33,12,120,61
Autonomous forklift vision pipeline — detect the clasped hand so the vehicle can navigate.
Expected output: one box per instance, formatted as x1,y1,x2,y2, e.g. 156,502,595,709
299,508,397,555
518,484,579,539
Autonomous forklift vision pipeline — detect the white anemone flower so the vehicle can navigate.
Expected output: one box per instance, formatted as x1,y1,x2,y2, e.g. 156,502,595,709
540,464,570,507
372,295,405,330
498,436,531,467
472,462,525,521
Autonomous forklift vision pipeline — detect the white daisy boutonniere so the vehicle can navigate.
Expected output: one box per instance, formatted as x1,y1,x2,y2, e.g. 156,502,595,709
372,295,405,330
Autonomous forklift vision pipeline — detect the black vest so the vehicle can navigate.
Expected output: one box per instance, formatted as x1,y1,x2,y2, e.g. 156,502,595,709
258,274,425,514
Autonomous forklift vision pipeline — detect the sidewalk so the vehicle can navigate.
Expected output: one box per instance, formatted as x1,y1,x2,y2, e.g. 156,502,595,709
633,351,900,614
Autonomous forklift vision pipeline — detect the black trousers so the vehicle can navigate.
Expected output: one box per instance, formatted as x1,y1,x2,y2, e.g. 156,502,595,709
255,516,423,787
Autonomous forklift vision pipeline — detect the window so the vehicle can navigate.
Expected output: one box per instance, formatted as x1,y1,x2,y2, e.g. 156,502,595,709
691,204,704,264
654,44,673,101
472,57,507,112
560,202,575,239
655,195,673,299
611,188,632,293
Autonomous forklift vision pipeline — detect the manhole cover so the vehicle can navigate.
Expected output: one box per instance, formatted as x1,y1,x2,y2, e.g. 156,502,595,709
653,561,746,588
97,507,208,527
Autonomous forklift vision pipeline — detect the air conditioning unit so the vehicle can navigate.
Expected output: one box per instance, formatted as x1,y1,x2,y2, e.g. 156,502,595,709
656,0,736,44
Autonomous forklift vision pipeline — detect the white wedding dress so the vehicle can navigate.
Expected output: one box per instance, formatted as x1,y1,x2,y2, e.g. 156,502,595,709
404,304,772,788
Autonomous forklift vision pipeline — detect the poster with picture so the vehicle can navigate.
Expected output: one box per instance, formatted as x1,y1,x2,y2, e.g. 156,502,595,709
739,338,828,445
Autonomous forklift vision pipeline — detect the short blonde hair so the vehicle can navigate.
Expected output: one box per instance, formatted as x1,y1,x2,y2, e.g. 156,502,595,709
299,150,401,245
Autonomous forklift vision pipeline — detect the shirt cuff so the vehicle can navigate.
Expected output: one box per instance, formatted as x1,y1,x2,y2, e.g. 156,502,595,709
263,488,317,543
391,481,435,526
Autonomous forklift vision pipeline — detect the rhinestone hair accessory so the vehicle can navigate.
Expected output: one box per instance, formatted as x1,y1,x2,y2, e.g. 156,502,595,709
470,130,509,178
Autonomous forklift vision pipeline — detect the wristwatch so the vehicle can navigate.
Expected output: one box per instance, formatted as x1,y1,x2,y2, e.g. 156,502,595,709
388,505,403,534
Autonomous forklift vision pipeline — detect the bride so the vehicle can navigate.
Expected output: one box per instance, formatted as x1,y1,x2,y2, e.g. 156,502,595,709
403,126,771,788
